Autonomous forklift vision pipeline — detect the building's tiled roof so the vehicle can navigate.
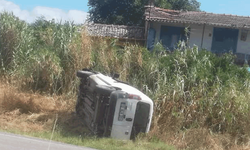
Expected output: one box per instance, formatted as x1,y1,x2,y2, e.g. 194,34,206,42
145,6,250,29
86,23,145,39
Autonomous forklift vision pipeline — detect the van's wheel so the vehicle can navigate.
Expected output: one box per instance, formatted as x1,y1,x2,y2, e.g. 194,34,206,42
94,85,116,96
76,70,94,78
75,100,80,116
75,96,82,116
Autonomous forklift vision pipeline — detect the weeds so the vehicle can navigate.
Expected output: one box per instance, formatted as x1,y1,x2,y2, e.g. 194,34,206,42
1,12,250,150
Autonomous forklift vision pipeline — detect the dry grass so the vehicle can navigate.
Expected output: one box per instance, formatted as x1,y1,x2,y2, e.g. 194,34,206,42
0,81,89,135
148,124,250,150
69,28,92,70
148,100,250,150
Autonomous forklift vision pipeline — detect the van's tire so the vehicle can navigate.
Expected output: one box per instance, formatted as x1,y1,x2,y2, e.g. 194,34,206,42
103,93,118,137
95,85,116,96
77,70,94,78
75,97,81,116
75,92,85,116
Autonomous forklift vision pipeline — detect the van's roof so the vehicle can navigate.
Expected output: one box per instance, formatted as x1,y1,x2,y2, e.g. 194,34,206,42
90,73,153,104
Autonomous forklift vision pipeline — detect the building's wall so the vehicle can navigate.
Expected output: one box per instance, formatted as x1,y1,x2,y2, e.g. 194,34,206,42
188,24,203,48
237,29,250,54
189,24,214,51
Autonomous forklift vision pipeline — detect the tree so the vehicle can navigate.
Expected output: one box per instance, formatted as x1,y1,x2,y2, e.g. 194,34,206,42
166,0,201,11
88,0,149,26
88,0,201,26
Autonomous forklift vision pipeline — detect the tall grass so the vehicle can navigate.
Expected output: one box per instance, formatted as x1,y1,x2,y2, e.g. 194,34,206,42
1,12,250,149
144,44,250,148
0,13,83,94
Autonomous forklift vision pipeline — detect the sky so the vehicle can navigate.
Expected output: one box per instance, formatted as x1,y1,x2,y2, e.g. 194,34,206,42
199,0,250,16
0,0,249,24
0,0,89,24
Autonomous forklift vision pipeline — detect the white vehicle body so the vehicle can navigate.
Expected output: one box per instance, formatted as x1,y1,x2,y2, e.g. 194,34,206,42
76,70,154,140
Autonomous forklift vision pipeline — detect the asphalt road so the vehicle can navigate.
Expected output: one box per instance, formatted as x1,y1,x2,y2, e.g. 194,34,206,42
0,132,97,150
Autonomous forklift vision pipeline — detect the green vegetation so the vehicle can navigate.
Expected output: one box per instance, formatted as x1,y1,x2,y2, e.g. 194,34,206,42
0,12,83,94
88,0,200,26
0,130,175,150
1,12,250,149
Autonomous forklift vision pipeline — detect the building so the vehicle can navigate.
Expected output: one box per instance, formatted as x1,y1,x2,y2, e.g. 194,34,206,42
145,6,250,62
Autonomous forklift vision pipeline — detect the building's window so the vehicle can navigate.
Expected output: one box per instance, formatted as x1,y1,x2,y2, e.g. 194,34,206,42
241,30,248,41
160,26,188,50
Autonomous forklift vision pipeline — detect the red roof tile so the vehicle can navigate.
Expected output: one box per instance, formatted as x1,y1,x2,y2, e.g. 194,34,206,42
145,6,250,29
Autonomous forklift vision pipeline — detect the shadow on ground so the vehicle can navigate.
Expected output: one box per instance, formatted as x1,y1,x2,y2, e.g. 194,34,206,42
56,111,93,138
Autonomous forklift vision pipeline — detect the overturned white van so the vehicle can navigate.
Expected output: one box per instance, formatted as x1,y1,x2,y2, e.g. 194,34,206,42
75,69,154,140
